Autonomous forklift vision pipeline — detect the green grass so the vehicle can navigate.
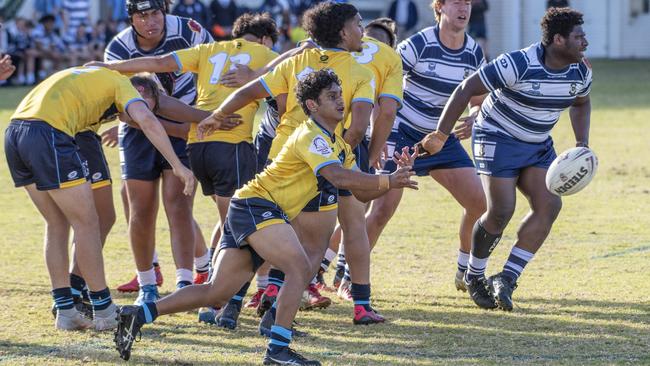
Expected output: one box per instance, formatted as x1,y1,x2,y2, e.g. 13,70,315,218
0,60,649,365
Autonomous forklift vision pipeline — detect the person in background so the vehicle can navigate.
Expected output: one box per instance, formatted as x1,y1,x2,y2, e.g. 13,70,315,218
6,18,39,85
62,0,91,37
388,0,419,39
209,0,241,40
65,23,92,66
173,0,211,29
35,0,64,31
547,0,569,8
468,0,489,60
34,14,68,78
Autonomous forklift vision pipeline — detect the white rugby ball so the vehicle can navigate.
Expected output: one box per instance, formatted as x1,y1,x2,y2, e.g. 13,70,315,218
545,147,598,196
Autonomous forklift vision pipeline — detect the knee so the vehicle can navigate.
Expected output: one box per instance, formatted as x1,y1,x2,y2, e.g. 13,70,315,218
536,196,562,223
485,205,515,233
367,205,395,228
99,208,116,234
283,257,311,283
164,198,193,221
465,194,487,219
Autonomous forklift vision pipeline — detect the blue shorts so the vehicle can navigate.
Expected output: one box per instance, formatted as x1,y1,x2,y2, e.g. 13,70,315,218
472,128,556,178
75,130,111,189
339,136,371,197
219,197,290,271
188,141,256,197
5,120,89,190
303,180,338,212
383,123,474,176
254,132,273,173
118,123,190,181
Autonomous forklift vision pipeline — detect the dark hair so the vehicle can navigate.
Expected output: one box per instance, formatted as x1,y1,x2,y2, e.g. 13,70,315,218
303,2,359,49
295,69,341,115
130,74,161,113
365,17,397,48
541,7,584,46
232,13,279,44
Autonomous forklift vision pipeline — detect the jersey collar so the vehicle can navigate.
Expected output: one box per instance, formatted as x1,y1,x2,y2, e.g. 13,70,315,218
310,118,335,142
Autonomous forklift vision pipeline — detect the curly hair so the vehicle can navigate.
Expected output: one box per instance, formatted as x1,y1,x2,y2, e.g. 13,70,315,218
365,17,397,48
295,69,342,116
541,7,584,46
232,13,279,44
303,2,359,49
130,74,160,113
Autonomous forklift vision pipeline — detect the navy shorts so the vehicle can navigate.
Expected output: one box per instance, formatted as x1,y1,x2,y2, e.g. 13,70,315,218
188,141,257,197
75,130,111,189
118,123,190,181
383,123,474,176
303,180,338,212
472,128,556,178
5,120,89,190
219,197,290,271
339,136,371,197
254,132,273,173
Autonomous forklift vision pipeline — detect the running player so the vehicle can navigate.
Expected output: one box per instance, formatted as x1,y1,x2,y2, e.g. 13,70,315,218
418,7,592,310
365,0,488,295
104,0,212,301
4,66,194,331
113,69,417,365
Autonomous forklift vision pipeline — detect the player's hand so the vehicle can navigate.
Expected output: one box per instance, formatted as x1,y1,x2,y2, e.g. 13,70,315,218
388,167,418,190
197,110,241,140
84,61,110,69
101,126,119,148
173,165,195,196
219,113,243,130
453,112,477,140
220,64,256,88
393,146,417,169
0,54,16,81
416,130,448,157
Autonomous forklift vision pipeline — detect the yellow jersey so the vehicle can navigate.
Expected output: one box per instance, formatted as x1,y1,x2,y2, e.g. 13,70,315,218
173,38,278,144
235,119,356,220
11,67,143,137
260,48,375,157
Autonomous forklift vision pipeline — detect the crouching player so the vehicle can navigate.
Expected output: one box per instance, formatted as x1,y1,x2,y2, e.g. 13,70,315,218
4,66,195,330
113,69,417,365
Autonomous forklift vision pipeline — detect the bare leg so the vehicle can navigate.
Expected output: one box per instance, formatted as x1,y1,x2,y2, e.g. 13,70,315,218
125,179,159,272
161,170,194,273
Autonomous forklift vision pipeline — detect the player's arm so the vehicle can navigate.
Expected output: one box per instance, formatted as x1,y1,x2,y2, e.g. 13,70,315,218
368,97,399,167
419,73,490,155
344,100,373,148
569,94,591,147
454,94,487,140
126,101,195,195
86,53,179,74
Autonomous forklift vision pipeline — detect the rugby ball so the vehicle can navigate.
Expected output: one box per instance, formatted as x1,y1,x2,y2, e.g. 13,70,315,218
545,147,598,196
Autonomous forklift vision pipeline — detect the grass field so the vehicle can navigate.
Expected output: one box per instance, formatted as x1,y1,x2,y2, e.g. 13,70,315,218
0,60,649,365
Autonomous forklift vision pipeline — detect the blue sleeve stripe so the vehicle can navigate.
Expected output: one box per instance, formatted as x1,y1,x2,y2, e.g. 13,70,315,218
378,93,402,107
352,97,374,106
505,53,519,80
478,68,495,92
259,78,274,98
494,62,508,88
313,160,340,176
171,52,183,73
124,98,146,118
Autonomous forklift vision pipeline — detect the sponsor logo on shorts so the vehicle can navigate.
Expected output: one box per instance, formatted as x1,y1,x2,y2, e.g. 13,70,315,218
67,171,78,180
327,195,335,203
92,172,103,181
261,211,273,219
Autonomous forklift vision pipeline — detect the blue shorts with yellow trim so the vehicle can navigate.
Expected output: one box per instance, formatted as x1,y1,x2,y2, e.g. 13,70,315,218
5,120,89,191
119,123,190,181
339,136,371,197
188,141,256,197
218,197,290,271
75,130,111,189
303,181,338,212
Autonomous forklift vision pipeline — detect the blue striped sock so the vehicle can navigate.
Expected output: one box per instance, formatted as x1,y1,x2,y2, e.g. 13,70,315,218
466,254,489,281
457,250,470,272
229,282,250,310
268,325,292,353
52,287,74,310
137,302,159,324
351,283,371,311
502,247,535,282
268,269,285,288
69,274,86,299
343,264,351,282
89,288,112,311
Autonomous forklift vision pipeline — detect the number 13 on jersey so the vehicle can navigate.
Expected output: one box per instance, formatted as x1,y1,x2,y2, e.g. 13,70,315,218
209,52,251,84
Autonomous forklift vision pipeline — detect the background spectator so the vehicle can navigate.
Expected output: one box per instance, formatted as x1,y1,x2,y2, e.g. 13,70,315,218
388,0,418,39
468,0,489,60
33,14,67,78
62,0,90,37
6,17,39,85
209,0,241,40
173,0,211,28
547,0,570,8
34,0,64,31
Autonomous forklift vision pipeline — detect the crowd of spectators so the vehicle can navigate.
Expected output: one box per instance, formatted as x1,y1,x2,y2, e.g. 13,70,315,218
0,0,420,87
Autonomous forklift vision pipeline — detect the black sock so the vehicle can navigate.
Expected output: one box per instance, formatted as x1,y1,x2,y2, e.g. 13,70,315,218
351,283,372,311
137,302,159,324
69,273,86,301
471,220,502,258
229,282,251,310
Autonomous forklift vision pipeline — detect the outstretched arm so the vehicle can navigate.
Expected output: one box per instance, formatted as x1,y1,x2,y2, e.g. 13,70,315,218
569,94,591,147
86,53,179,74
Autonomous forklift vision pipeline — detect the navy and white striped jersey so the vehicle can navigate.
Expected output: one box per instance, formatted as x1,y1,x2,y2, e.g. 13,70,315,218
397,26,485,133
104,15,212,104
258,98,280,139
477,43,592,143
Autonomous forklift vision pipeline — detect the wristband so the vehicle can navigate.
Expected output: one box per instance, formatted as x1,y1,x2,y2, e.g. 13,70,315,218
379,175,390,190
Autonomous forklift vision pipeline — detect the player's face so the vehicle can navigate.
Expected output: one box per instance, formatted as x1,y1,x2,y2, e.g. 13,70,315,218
439,0,472,31
315,83,345,122
563,25,588,62
131,9,165,40
342,14,364,52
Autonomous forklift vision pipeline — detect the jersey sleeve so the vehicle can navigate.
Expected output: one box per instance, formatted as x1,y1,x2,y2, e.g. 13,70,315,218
577,60,593,97
352,67,376,106
260,56,293,98
104,37,130,62
113,74,145,113
173,44,203,73
478,51,524,91
295,130,342,175
379,51,404,106
397,32,424,74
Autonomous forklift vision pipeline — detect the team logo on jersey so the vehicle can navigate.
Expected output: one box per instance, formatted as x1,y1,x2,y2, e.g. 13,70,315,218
423,62,437,77
569,82,577,96
320,55,329,63
236,41,242,49
309,135,333,157
188,19,202,33
526,82,542,96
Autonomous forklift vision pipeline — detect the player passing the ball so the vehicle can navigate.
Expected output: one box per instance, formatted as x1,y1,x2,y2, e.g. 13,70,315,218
418,7,592,311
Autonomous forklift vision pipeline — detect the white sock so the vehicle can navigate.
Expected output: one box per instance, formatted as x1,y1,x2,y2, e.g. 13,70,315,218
137,268,156,287
176,268,193,284
256,275,269,290
194,251,211,272
457,250,470,270
152,251,159,265
467,254,489,279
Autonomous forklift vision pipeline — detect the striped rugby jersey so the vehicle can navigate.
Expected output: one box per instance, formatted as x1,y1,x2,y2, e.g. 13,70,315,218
477,42,592,143
397,25,485,133
104,15,212,104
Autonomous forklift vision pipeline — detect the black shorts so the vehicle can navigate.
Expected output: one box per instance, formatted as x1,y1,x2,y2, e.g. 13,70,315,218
339,136,370,197
302,180,338,212
5,120,88,190
118,123,190,181
218,197,290,271
188,141,257,197
254,132,274,173
75,130,111,189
